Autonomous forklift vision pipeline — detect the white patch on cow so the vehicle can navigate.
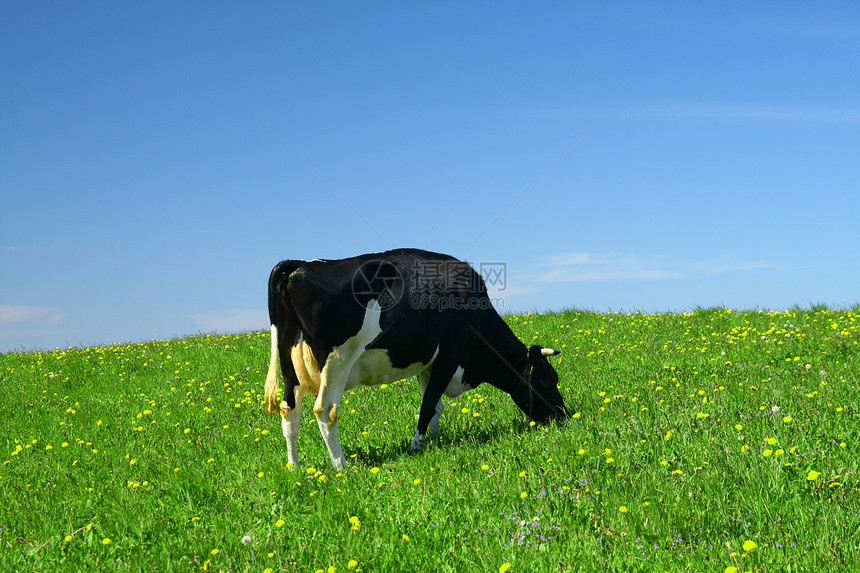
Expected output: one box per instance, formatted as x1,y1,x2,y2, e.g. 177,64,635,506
442,366,471,398
348,348,430,388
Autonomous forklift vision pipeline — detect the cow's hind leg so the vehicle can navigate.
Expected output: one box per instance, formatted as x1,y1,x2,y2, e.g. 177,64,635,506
280,385,305,469
313,385,346,471
314,359,351,471
314,299,382,470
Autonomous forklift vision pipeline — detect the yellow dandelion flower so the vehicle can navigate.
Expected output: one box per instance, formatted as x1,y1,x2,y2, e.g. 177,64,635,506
102,538,111,545
618,506,628,513
742,539,756,552
806,470,821,481
275,519,286,528
499,563,512,573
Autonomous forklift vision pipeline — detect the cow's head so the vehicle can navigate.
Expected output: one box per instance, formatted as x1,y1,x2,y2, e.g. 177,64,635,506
515,345,568,423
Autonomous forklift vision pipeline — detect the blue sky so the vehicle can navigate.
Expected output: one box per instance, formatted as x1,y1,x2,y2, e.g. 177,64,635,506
2,2,859,353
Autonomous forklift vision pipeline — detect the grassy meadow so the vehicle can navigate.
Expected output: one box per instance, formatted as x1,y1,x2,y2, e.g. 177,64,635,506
1,307,857,572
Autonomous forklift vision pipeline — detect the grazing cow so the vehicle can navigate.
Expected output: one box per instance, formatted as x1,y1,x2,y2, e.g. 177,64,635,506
264,248,567,470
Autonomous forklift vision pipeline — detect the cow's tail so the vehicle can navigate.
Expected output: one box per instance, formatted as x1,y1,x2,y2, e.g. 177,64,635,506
264,322,282,414
264,260,304,415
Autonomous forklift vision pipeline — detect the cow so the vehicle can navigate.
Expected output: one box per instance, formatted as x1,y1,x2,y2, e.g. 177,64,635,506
264,248,567,470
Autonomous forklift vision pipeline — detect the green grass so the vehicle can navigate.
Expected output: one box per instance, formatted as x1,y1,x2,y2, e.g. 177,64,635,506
1,307,858,572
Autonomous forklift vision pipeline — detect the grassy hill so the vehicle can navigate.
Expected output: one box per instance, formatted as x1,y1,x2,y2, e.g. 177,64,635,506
1,308,857,571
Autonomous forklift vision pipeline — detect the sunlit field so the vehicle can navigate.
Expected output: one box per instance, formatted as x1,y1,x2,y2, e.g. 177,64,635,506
1,308,857,572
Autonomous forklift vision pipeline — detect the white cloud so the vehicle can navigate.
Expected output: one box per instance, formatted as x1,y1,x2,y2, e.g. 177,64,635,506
655,105,860,123
513,105,860,124
535,252,774,283
690,256,776,274
0,305,65,325
186,309,268,333
536,252,684,283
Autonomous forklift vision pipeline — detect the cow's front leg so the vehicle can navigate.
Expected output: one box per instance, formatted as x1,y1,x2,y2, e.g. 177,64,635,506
280,384,305,469
417,371,444,438
412,361,457,452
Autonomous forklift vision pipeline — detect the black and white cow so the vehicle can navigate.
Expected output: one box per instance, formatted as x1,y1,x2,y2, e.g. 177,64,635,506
264,248,567,469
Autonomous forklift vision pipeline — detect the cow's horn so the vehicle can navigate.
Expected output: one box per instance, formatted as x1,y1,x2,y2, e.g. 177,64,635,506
541,347,561,356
